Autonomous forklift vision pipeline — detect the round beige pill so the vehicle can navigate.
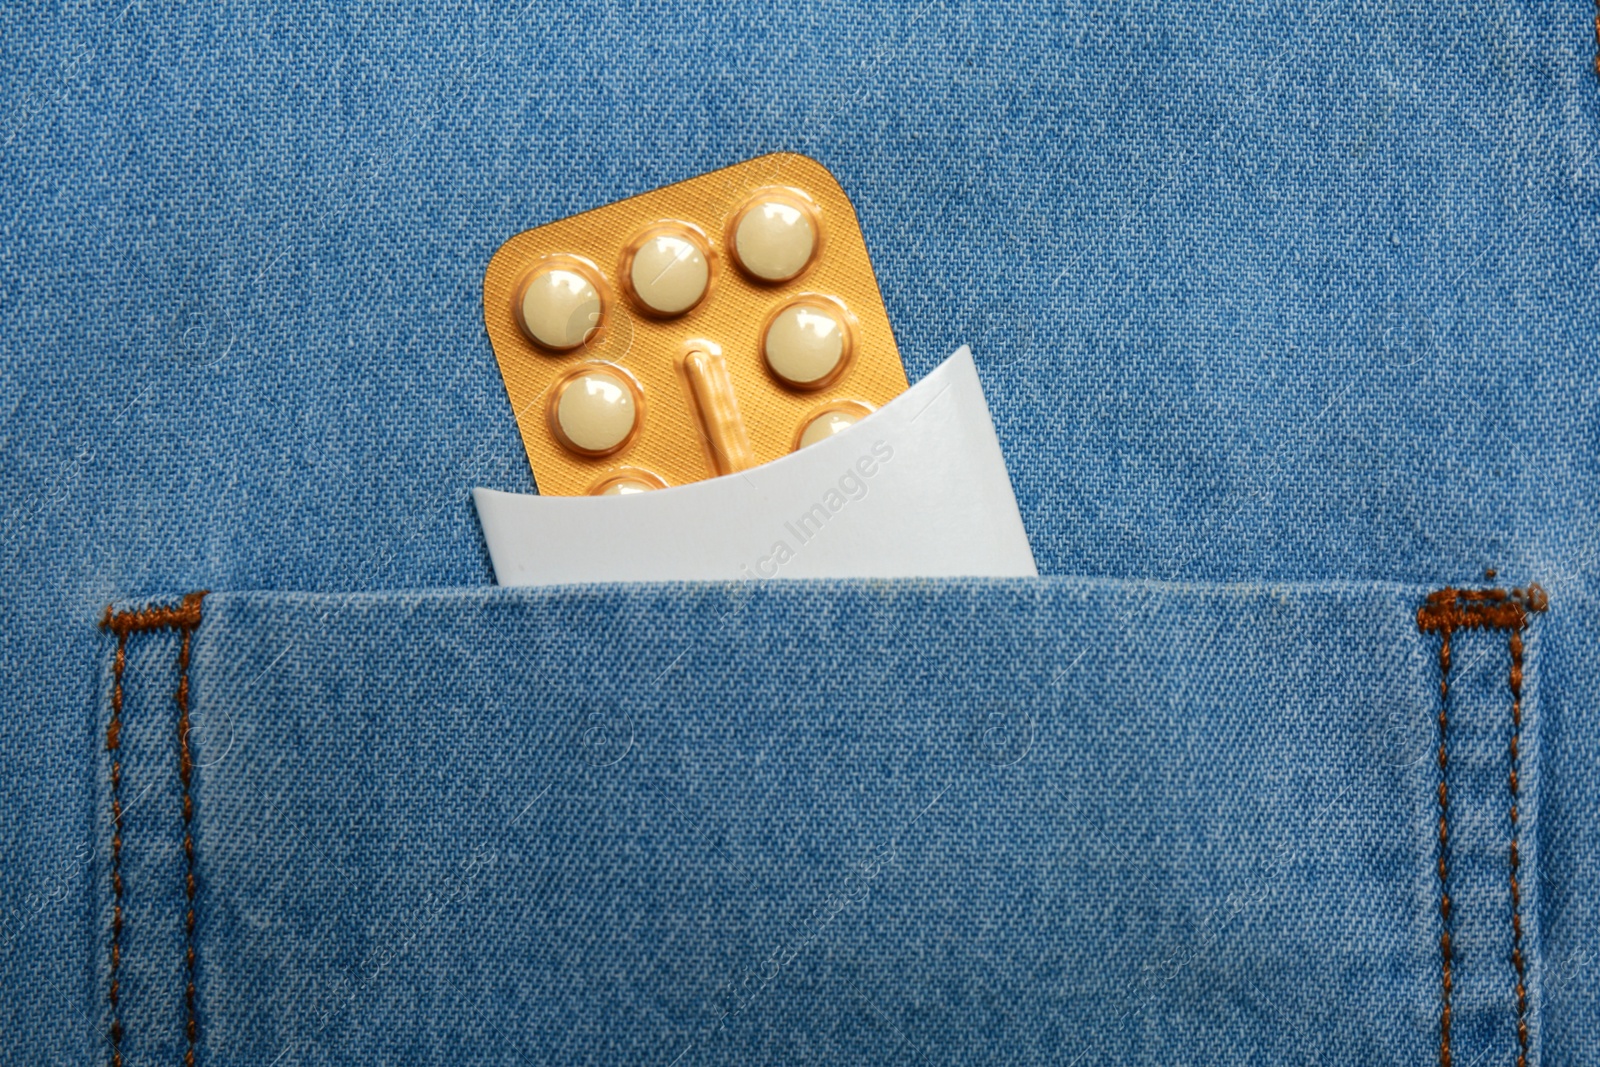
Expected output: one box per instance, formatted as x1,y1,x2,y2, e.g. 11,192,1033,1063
597,478,656,496
590,468,666,495
797,408,863,450
733,198,817,282
764,302,848,388
629,232,709,316
518,266,602,350
553,370,637,454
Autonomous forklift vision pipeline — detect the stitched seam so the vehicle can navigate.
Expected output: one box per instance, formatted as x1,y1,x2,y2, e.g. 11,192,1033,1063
101,595,206,638
1508,627,1529,1067
106,628,128,1067
1417,582,1547,1067
1436,629,1454,1067
99,591,207,1067
178,622,199,1067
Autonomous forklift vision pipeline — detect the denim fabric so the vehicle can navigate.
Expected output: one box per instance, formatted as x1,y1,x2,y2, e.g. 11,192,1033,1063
1537,588,1599,1060
1,0,1597,1064
178,581,1444,1064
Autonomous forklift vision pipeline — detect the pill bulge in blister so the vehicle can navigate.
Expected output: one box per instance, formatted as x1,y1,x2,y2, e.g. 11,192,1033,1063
731,192,818,283
624,224,712,316
483,153,909,495
762,297,853,389
597,478,655,495
797,404,870,449
549,367,640,455
517,260,606,351
589,469,668,496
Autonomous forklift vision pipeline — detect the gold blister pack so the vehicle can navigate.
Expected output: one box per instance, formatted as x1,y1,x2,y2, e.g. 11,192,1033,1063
482,152,908,496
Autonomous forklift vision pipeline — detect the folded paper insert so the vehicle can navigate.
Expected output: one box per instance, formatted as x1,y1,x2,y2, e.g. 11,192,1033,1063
475,348,1038,585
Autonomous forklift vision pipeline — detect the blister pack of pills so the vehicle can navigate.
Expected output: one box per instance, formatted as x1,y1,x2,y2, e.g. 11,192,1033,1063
482,153,909,496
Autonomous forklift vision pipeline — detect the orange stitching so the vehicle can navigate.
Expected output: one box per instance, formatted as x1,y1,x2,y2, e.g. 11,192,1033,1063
177,623,199,1067
1435,629,1454,1067
1416,584,1548,636
1416,582,1546,1067
106,629,128,1067
100,592,206,637
99,591,207,1067
1508,628,1529,1067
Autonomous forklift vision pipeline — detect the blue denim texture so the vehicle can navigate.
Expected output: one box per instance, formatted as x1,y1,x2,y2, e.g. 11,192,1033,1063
0,0,1596,1064
151,582,1454,1065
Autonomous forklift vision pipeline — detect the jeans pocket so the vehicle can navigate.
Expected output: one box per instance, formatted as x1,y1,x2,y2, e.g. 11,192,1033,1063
92,578,1539,1066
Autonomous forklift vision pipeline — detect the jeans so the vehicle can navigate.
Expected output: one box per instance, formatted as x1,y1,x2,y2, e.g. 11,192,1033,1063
1,1,1595,1063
